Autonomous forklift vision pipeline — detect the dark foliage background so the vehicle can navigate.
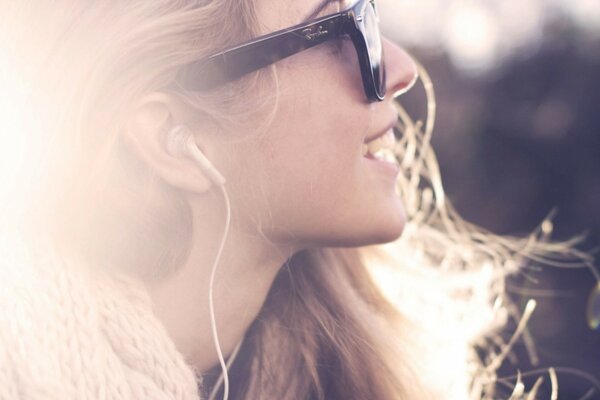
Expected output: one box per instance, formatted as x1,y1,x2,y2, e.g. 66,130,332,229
385,2,600,397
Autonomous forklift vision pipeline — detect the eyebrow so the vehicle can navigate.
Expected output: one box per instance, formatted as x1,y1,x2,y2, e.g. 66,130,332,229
304,0,339,22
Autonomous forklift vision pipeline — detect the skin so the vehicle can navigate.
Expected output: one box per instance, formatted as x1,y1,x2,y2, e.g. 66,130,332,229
125,0,417,371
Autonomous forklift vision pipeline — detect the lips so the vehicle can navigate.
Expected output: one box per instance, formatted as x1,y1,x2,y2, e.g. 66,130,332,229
364,118,397,144
362,118,398,159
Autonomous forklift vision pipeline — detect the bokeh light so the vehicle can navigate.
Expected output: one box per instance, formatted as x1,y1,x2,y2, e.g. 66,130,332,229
381,0,600,74
443,1,500,73
587,282,600,331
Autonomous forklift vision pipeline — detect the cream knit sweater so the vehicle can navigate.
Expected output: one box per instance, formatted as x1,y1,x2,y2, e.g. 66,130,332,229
0,238,202,400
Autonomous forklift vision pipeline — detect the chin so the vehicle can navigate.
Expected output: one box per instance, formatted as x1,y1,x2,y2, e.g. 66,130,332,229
323,206,406,248
360,217,406,246
368,220,405,244
323,226,404,249
361,197,406,245
289,197,407,249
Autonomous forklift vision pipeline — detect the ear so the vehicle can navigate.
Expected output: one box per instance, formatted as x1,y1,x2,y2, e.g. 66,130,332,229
122,93,214,193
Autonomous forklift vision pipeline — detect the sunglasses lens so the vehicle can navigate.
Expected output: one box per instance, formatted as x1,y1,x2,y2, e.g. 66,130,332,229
363,1,385,98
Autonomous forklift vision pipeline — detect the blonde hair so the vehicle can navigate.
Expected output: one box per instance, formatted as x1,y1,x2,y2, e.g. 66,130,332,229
0,1,592,399
1,0,265,278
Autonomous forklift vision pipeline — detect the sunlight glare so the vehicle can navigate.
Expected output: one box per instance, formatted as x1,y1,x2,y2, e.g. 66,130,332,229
0,32,40,223
443,2,500,73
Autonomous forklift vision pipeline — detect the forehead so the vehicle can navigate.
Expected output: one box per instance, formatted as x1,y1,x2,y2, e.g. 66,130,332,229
254,0,345,33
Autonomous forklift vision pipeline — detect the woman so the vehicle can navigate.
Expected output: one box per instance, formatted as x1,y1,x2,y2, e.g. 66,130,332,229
0,0,574,399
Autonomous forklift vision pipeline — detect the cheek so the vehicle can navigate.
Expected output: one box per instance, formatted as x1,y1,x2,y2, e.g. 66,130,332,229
269,127,357,192
269,50,369,167
251,98,370,238
226,44,394,244
261,63,368,189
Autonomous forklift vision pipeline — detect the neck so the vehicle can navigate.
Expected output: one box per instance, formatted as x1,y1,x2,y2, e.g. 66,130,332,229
145,190,295,372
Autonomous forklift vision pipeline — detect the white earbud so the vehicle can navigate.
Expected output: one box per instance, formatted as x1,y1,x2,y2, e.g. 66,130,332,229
166,125,226,187
167,124,232,400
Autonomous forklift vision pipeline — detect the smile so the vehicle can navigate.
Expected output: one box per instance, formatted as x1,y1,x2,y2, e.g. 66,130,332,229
362,129,396,161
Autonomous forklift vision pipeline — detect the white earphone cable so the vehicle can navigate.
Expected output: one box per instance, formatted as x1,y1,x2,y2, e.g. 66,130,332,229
173,128,232,400
208,338,244,400
208,183,232,400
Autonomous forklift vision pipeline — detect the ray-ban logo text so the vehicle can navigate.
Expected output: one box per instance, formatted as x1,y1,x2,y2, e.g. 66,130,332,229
302,26,329,41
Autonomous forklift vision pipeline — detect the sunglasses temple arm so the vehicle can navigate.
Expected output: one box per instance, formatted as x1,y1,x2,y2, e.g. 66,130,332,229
176,16,348,91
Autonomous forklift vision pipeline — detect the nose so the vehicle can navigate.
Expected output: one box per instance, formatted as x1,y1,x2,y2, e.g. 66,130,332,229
383,37,418,98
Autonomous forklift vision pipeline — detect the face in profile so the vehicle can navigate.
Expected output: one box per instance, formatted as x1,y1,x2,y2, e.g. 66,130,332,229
215,0,417,250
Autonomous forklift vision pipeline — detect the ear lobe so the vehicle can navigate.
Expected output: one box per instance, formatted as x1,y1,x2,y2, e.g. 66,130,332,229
122,93,213,193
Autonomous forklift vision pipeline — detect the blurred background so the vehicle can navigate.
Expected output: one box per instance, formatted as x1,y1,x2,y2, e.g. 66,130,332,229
381,0,600,397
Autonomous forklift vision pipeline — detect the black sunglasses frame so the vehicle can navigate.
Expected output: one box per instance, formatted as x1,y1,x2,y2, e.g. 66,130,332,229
175,0,386,102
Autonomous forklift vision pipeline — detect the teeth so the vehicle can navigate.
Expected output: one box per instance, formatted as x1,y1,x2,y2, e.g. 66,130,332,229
368,138,383,154
382,130,395,148
363,130,396,158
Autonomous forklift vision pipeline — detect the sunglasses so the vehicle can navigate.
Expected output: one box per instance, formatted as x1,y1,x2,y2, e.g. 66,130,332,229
175,0,386,102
